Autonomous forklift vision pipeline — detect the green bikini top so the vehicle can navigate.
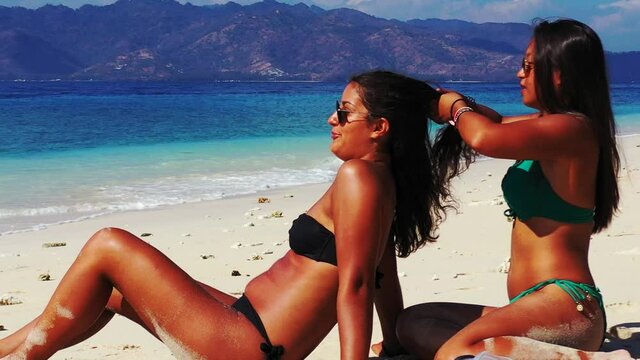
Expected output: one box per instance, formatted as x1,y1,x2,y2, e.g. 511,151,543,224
501,160,594,223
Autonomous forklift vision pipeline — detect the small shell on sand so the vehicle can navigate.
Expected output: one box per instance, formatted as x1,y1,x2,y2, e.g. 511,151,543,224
230,242,242,249
248,254,263,261
250,242,263,247
398,272,407,277
262,250,273,255
271,210,283,218
181,233,191,237
38,273,51,281
140,233,153,237
432,274,439,281
0,294,23,306
497,257,511,273
199,254,214,260
273,241,283,246
42,242,66,248
0,324,6,331
231,270,241,276
257,197,271,203
243,222,255,227
284,194,294,198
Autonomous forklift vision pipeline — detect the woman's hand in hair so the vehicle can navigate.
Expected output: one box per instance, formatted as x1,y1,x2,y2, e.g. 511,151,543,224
432,91,466,124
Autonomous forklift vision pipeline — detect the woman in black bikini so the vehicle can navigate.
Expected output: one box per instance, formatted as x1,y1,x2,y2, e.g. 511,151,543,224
0,71,452,360
391,19,631,360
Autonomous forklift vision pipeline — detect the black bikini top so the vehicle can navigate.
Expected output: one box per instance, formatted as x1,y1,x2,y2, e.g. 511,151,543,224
289,213,337,266
289,213,386,288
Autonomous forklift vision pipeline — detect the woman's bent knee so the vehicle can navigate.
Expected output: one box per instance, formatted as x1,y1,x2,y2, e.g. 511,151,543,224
83,227,139,258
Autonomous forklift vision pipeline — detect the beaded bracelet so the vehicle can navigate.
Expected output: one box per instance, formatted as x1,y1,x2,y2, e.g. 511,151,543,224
449,106,474,127
449,95,477,119
464,95,477,109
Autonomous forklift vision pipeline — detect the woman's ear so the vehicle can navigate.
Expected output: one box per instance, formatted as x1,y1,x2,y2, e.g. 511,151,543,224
553,70,562,89
371,117,390,140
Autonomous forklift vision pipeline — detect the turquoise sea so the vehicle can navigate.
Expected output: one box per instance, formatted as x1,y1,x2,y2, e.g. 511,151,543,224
1,81,639,236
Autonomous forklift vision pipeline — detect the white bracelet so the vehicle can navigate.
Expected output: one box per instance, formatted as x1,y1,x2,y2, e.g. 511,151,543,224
449,106,474,127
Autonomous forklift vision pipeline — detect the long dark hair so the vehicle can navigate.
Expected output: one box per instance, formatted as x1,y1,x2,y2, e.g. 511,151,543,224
350,70,456,257
533,19,619,232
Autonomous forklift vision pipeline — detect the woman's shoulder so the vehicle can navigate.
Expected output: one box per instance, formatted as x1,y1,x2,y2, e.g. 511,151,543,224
334,159,390,193
337,158,377,171
536,112,596,139
539,111,592,125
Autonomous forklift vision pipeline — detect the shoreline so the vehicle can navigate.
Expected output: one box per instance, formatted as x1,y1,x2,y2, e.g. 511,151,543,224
0,180,335,238
3,132,639,239
1,138,640,359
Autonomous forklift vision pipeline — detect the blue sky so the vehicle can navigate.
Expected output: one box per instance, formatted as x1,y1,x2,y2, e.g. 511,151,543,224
3,0,639,52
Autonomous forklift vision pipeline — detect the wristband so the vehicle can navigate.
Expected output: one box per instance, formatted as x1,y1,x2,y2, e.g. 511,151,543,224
449,98,467,119
449,106,474,127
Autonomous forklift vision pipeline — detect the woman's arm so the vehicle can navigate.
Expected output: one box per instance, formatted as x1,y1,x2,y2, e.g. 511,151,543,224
474,102,539,124
332,160,392,359
434,90,538,125
373,240,405,355
438,92,594,160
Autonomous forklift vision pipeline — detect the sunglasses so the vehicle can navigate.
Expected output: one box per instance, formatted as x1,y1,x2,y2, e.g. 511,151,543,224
335,100,372,125
521,57,534,76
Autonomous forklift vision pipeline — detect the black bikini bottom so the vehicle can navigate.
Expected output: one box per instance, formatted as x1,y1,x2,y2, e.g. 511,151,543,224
232,294,285,360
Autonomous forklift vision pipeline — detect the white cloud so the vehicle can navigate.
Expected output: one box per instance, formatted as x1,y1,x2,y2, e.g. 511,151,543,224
463,0,548,23
598,0,640,11
591,12,625,30
345,0,371,6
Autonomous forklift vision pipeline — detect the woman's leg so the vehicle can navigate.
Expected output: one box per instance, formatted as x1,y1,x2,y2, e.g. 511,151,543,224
432,285,619,359
0,288,148,357
0,312,115,356
396,302,493,359
0,279,239,357
2,227,264,360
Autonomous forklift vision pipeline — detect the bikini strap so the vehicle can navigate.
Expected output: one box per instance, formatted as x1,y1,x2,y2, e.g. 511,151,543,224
233,295,285,360
510,279,603,310
260,343,285,360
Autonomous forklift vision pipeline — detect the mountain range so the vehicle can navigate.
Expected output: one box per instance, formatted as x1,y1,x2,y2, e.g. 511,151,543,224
0,0,637,82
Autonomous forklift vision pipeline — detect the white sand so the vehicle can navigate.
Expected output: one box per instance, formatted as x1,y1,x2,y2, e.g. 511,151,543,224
1,138,639,359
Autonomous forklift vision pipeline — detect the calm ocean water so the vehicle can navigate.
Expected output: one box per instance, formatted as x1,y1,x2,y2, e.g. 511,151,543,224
1,81,639,236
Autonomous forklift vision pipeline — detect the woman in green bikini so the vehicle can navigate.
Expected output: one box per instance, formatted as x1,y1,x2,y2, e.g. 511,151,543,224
392,19,631,359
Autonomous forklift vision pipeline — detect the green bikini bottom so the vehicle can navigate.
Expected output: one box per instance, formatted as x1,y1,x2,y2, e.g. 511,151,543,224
510,278,604,312
510,278,606,344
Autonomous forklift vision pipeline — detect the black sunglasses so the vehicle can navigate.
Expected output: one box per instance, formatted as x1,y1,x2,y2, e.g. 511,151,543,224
521,57,534,76
335,100,372,125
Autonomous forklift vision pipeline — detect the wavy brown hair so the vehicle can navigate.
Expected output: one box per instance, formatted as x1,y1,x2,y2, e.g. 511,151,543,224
351,70,462,257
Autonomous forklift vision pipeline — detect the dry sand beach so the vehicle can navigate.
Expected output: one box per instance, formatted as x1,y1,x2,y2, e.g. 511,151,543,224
2,137,640,360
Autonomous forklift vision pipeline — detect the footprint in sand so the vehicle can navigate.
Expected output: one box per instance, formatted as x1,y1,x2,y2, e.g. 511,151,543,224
616,247,640,255
605,302,640,315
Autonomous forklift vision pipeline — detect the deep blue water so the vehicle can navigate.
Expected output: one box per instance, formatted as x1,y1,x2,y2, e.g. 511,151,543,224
1,81,639,235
